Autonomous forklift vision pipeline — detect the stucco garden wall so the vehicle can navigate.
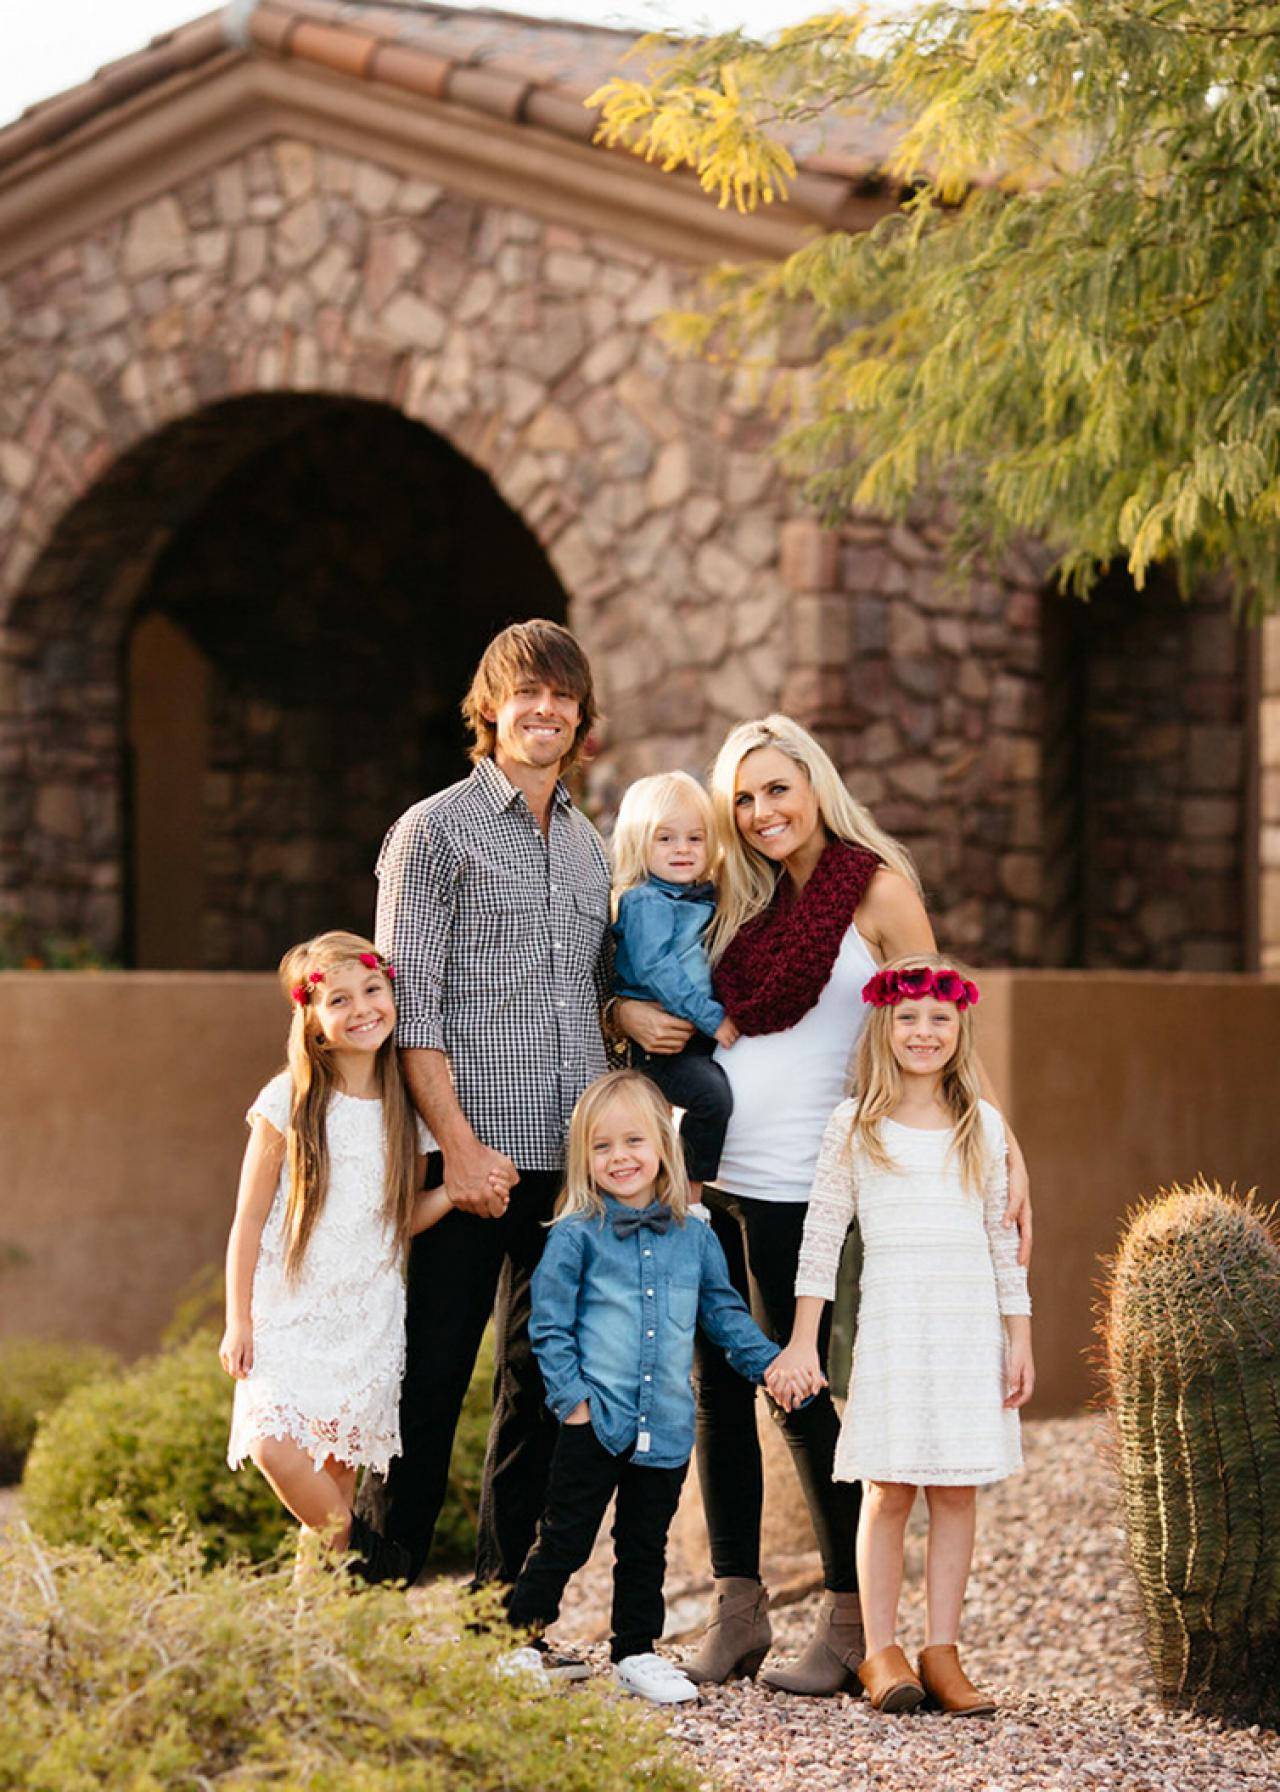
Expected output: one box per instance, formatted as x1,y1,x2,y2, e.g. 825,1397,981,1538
3,969,1277,1413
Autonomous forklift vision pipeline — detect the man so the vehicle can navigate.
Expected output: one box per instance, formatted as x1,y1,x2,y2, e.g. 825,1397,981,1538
361,618,611,1585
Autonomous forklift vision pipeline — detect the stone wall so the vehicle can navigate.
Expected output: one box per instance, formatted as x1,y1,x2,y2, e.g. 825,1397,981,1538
0,131,1263,971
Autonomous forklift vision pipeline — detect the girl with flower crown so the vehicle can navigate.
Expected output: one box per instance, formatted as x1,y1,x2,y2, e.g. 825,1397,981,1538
219,929,473,1581
772,953,1034,1717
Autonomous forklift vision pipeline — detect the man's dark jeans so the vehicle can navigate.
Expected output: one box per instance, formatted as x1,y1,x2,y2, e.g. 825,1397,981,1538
357,1162,561,1585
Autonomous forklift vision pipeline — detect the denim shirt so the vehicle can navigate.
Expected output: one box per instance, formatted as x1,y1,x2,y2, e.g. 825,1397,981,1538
612,877,724,1039
530,1196,779,1468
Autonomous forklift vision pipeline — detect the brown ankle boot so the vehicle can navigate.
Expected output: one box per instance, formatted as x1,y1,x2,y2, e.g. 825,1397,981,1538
918,1644,996,1716
856,1643,926,1713
759,1590,866,1695
683,1577,772,1685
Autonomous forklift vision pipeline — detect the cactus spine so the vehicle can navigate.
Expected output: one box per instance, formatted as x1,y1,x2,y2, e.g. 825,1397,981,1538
1101,1179,1280,1726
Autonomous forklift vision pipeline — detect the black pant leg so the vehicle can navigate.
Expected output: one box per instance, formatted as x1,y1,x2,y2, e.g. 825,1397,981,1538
610,1458,688,1661
735,1197,860,1594
633,1040,733,1184
474,1168,562,1586
692,1190,765,1581
356,1171,506,1580
506,1423,620,1633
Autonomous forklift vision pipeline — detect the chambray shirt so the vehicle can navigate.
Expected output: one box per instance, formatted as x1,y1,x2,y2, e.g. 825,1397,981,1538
612,877,724,1040
374,756,611,1170
530,1197,780,1468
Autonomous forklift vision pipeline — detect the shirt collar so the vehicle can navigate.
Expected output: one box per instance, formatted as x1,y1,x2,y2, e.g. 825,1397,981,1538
648,875,716,902
473,754,572,815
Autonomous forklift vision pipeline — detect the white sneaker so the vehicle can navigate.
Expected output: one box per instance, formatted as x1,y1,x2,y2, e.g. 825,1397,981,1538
612,1652,699,1704
496,1646,551,1689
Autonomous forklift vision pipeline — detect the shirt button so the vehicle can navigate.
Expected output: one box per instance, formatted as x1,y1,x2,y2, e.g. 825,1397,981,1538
557,1000,566,1009
646,1288,654,1297
647,1329,654,1338
644,1374,652,1382
553,941,562,950
643,1249,651,1258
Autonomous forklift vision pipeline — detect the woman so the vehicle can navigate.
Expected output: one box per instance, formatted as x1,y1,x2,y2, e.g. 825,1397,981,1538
618,715,1031,1695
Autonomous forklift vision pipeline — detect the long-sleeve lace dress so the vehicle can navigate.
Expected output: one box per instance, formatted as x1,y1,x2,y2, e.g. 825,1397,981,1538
795,1097,1030,1486
227,1072,423,1474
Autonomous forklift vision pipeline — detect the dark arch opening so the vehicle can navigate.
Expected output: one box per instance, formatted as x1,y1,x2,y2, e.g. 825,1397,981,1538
126,395,568,968
2,393,567,969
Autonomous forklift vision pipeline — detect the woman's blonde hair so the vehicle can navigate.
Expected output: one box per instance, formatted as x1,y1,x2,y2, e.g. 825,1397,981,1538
850,953,987,1193
706,714,920,961
554,1070,690,1224
277,930,419,1281
611,771,719,907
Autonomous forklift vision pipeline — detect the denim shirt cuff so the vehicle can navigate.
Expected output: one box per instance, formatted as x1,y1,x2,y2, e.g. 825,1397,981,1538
548,1380,592,1422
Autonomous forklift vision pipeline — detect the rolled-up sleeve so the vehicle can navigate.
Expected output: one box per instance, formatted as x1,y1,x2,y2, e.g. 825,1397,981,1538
375,809,459,1053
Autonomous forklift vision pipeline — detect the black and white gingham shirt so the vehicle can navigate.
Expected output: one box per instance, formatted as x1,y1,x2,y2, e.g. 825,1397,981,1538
375,755,612,1170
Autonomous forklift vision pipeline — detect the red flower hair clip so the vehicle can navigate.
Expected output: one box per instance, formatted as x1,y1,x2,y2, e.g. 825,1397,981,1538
358,951,395,980
861,967,980,1010
291,970,326,1006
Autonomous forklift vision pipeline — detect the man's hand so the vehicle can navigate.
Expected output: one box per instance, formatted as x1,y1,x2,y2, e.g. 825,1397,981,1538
444,1134,518,1216
616,998,695,1056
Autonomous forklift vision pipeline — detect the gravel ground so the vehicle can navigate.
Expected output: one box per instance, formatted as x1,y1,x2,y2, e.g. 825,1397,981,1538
550,1415,1280,1790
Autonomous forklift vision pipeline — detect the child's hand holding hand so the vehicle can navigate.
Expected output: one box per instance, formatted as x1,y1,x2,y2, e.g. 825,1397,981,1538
564,1400,591,1426
765,1345,826,1410
714,1017,739,1049
219,1320,253,1379
1003,1318,1035,1409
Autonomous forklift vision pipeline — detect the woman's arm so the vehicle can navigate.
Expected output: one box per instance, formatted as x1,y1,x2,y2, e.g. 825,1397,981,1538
219,1117,285,1378
859,867,1032,1266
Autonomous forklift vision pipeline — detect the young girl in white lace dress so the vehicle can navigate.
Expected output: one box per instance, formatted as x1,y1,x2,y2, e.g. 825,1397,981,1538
773,955,1033,1717
219,930,453,1582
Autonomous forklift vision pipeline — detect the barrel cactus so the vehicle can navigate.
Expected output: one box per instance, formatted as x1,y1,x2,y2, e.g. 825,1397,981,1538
1100,1179,1280,1725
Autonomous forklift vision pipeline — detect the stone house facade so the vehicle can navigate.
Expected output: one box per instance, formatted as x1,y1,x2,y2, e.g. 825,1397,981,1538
1,0,1276,973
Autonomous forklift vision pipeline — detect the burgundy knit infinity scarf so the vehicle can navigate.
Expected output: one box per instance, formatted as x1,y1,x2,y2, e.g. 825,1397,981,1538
713,839,880,1036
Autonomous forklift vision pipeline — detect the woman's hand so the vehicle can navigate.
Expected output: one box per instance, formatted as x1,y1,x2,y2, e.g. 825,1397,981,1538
219,1319,253,1379
616,997,695,1056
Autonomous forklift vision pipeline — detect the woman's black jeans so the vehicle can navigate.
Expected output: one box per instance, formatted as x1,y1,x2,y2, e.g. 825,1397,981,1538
694,1188,860,1593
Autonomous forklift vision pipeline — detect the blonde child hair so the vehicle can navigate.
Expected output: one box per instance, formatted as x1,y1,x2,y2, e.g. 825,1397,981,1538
277,929,419,1280
706,715,920,961
610,770,720,905
850,953,987,1193
554,1069,691,1225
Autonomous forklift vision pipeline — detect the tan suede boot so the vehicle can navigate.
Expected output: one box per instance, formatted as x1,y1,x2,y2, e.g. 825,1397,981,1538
759,1590,866,1695
682,1577,772,1684
918,1643,997,1716
856,1643,926,1713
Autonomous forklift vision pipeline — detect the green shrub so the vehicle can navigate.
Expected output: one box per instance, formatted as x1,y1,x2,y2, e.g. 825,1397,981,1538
0,1338,117,1485
0,1532,706,1792
21,1324,498,1571
22,1331,290,1564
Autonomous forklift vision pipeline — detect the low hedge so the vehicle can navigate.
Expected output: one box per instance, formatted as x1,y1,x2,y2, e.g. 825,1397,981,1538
0,1338,117,1485
22,1326,496,1570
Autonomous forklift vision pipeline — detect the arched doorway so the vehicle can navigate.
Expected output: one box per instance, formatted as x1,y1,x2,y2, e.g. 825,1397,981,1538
9,395,568,969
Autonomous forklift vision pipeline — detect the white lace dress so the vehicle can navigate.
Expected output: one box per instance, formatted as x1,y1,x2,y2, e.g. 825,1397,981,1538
795,1097,1030,1485
227,1072,425,1474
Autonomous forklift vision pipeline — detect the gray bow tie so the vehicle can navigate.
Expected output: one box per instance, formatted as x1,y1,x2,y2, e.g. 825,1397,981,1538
612,1205,674,1240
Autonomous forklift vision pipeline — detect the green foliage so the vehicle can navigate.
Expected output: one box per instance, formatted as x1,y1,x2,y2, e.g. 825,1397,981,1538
20,1322,495,1571
0,1533,706,1792
21,1331,291,1564
0,913,115,969
1100,1178,1280,1725
0,1339,117,1486
593,3,1280,608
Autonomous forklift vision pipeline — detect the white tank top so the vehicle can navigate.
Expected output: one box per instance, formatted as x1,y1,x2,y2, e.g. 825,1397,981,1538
712,924,879,1203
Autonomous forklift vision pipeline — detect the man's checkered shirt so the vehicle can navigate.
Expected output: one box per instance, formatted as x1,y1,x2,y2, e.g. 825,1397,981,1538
375,755,612,1171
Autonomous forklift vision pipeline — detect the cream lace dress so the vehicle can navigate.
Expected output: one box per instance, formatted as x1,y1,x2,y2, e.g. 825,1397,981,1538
795,1097,1029,1485
227,1072,425,1474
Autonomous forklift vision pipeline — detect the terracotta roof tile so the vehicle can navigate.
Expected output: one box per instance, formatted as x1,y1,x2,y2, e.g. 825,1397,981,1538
0,0,893,213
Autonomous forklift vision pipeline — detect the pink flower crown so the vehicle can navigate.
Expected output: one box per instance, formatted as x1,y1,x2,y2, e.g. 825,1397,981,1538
861,965,980,1010
291,951,396,1006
